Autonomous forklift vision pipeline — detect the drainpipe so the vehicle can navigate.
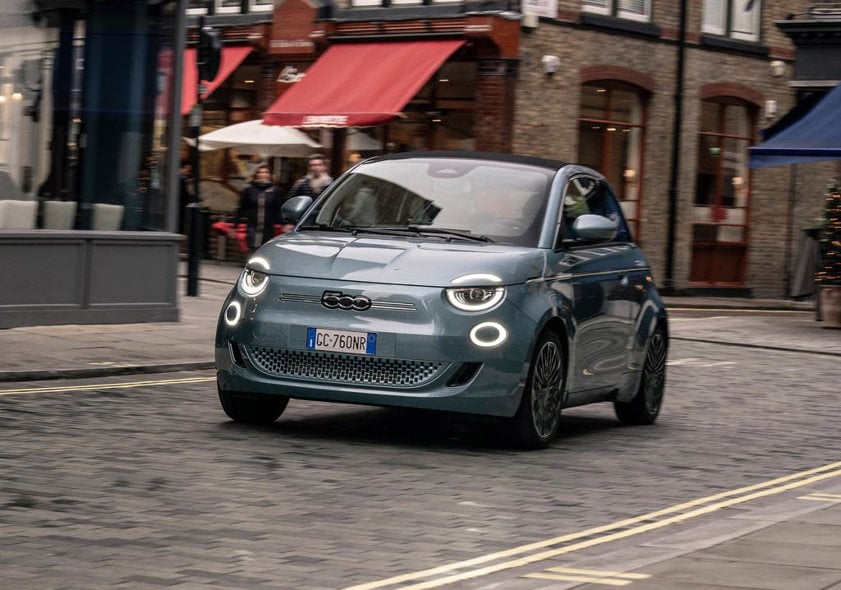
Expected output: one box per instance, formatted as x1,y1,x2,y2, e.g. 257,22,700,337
664,0,687,295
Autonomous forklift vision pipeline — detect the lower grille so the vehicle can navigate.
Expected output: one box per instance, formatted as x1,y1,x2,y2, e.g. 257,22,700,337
245,346,448,387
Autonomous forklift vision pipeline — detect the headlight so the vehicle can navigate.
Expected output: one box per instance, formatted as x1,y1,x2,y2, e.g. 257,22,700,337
239,268,269,297
446,273,505,312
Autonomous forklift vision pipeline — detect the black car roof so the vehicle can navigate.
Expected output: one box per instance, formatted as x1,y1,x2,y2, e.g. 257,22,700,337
364,151,568,172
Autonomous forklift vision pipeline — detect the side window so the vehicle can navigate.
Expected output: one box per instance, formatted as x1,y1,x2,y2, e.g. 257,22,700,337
595,182,633,242
561,176,632,243
561,176,596,240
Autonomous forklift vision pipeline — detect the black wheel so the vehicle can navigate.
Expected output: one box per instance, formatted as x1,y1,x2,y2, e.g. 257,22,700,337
614,326,667,425
218,388,289,424
511,330,566,449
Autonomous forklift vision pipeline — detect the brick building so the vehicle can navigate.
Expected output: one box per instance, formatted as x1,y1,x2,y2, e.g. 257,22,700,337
192,0,841,298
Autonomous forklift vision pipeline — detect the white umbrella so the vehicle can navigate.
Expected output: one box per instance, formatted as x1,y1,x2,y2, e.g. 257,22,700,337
183,120,322,158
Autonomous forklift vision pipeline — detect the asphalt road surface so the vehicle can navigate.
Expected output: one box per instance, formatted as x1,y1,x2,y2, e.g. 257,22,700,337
1,328,839,589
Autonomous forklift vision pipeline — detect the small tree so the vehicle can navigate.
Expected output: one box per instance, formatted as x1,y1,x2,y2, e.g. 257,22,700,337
816,180,841,287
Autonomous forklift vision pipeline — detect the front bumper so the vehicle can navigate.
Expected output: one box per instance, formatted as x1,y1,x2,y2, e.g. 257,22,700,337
214,277,537,417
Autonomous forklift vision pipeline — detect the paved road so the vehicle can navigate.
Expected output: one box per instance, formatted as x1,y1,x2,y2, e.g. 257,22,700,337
2,335,840,589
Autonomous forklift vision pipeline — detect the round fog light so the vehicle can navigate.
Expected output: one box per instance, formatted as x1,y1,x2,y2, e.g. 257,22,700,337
469,321,508,348
224,301,242,327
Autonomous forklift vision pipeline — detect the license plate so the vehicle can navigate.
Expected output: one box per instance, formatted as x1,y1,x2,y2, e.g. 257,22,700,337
306,327,377,356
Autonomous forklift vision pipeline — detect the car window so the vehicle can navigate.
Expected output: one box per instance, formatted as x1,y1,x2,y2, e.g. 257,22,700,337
561,176,632,243
304,158,553,247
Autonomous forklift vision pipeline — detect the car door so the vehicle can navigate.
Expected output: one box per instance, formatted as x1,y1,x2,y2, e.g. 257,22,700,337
545,174,635,399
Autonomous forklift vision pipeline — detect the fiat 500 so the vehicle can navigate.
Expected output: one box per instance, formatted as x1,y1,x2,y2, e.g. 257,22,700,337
215,152,668,448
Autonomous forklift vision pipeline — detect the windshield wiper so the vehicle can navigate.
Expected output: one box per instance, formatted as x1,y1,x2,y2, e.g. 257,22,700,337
406,226,494,243
299,224,493,243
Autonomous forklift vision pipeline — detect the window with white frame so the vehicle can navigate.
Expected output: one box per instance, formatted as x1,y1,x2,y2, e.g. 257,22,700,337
187,0,275,14
581,0,651,22
703,0,761,42
347,0,459,5
250,0,274,11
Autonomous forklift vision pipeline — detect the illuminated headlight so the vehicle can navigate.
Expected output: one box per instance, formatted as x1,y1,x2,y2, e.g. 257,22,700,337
239,269,269,297
446,273,505,312
224,300,242,327
469,322,508,348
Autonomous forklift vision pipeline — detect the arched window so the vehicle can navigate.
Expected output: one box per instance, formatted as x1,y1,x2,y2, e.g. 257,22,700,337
691,97,757,285
577,81,647,238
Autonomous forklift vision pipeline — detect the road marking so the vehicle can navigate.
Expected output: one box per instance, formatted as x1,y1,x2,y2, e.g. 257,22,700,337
342,462,841,590
666,358,736,368
525,566,650,586
669,316,730,321
0,376,216,396
799,493,841,502
668,309,808,314
665,358,700,366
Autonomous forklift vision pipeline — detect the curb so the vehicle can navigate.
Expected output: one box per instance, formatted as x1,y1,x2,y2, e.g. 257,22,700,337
0,361,215,384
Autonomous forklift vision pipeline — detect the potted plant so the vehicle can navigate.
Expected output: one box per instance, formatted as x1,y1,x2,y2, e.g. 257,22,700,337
816,179,841,328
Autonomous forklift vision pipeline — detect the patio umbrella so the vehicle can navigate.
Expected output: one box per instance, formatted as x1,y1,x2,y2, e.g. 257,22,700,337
183,119,322,158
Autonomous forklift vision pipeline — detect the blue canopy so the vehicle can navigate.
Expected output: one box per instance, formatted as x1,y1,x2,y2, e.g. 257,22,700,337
749,82,841,168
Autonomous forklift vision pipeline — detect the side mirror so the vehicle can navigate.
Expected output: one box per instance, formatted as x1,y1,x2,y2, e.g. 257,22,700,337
571,214,617,243
282,196,313,223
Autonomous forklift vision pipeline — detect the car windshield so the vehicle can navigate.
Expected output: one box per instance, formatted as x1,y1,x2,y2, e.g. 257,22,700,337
299,157,553,247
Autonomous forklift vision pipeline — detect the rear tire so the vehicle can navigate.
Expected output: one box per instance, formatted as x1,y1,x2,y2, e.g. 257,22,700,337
218,389,289,424
511,330,566,449
614,326,667,425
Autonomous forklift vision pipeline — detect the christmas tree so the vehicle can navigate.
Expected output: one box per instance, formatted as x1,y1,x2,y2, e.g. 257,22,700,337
816,180,841,286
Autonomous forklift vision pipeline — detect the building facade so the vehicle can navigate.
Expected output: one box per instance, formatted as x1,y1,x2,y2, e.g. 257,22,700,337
188,0,841,299
0,0,184,328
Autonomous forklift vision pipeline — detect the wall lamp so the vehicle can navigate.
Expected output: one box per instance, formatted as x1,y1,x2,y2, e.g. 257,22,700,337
541,55,560,77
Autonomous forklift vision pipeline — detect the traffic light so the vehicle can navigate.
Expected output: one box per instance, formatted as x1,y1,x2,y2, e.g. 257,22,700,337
198,26,221,82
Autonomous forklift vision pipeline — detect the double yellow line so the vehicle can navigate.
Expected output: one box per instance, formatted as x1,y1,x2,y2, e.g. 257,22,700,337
343,461,841,590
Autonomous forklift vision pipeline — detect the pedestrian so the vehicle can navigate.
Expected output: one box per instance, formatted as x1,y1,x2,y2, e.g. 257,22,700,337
235,164,282,251
287,153,333,199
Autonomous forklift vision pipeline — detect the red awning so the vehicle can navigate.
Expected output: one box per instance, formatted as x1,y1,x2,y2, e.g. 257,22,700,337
181,46,253,115
262,40,465,128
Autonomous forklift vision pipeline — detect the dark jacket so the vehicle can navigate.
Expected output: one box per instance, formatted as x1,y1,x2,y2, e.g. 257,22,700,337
236,181,282,249
287,174,333,200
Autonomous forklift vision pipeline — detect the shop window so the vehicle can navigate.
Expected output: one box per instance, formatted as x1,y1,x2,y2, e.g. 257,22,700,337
577,82,647,238
389,61,476,152
582,0,651,21
690,98,756,285
694,99,753,229
703,0,761,42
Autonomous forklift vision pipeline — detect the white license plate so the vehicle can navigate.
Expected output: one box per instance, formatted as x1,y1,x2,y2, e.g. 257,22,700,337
306,327,377,356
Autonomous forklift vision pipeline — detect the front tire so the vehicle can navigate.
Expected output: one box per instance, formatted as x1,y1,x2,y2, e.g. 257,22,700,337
614,326,667,425
511,331,566,449
218,389,289,424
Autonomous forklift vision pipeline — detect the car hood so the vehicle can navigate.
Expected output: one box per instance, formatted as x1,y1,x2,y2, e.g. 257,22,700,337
255,232,546,287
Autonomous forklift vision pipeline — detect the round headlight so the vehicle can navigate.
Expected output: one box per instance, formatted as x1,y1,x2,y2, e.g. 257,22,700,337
224,300,242,327
446,273,505,312
239,268,269,297
445,286,505,311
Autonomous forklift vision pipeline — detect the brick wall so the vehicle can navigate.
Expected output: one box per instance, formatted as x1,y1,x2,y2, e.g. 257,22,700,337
512,0,834,298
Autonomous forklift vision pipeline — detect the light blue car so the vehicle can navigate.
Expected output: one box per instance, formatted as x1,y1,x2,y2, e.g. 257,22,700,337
215,152,668,448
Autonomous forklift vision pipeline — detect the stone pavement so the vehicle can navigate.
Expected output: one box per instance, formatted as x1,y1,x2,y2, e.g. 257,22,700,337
0,259,838,383
1,259,840,590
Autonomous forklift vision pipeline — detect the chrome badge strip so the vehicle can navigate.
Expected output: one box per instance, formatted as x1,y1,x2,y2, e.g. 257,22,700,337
279,293,416,311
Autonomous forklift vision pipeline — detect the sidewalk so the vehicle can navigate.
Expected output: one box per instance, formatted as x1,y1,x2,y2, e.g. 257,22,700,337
0,260,838,383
